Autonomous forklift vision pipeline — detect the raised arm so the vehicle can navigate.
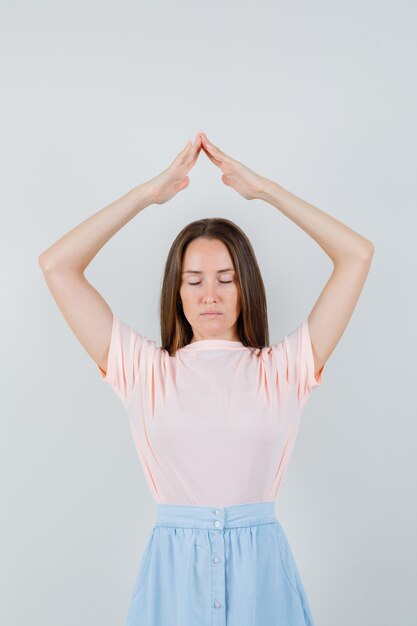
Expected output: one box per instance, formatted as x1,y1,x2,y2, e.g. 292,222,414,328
257,179,374,380
200,132,375,379
38,134,203,375
38,184,154,374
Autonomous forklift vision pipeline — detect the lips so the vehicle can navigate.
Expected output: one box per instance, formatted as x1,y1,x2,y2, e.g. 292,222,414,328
201,312,222,315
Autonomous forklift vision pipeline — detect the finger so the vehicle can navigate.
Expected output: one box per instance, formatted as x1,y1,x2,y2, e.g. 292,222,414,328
191,144,203,165
185,135,202,166
202,145,222,167
201,135,225,160
201,134,215,150
201,139,221,160
203,143,222,161
175,140,194,165
201,133,219,150
184,134,199,157
191,134,202,154
175,140,191,161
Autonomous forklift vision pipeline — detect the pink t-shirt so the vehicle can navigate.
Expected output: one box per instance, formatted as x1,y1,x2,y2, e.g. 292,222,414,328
98,314,324,506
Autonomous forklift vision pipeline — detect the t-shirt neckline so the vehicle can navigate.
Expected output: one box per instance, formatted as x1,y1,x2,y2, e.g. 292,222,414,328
181,339,245,350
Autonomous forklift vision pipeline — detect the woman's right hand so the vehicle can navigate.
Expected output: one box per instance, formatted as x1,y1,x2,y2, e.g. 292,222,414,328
146,133,203,205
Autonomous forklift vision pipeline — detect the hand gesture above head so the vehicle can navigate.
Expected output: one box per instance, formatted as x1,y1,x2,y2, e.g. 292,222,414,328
200,132,266,201
146,131,267,205
147,133,203,205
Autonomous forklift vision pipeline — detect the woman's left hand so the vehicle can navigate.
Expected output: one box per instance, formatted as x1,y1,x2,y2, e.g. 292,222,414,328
200,133,267,201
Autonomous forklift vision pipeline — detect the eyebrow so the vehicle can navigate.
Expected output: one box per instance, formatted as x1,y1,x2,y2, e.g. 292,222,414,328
182,268,235,274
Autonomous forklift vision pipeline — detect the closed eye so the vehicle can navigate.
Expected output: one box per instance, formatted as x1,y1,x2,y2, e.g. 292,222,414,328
189,281,232,285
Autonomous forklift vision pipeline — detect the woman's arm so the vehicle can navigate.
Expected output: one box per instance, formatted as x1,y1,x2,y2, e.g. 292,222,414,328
257,178,374,381
38,134,202,375
38,184,153,273
258,179,374,263
37,184,155,375
200,132,375,380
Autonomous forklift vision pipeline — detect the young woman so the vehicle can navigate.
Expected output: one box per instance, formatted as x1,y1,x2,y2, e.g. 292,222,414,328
39,132,374,625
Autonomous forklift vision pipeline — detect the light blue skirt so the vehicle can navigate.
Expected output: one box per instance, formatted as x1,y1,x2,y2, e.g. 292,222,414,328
126,500,314,625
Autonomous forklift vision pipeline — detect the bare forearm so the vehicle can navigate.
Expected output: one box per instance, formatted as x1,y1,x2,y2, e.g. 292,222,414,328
38,183,154,273
258,178,374,264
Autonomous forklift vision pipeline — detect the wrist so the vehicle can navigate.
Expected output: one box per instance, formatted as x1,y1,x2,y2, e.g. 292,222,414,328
257,177,282,203
256,177,273,201
130,181,156,207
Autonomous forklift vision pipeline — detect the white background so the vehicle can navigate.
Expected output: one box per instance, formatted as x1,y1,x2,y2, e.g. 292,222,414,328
1,0,416,624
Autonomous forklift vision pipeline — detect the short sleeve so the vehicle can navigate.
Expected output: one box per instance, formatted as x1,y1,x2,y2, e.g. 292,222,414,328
98,313,155,409
271,318,324,412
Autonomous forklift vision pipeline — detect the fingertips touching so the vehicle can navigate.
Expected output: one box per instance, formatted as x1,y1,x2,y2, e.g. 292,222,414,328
205,139,217,153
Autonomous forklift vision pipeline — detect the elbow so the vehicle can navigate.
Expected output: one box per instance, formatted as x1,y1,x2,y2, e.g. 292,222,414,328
38,253,54,272
365,241,375,257
38,253,47,271
359,240,375,260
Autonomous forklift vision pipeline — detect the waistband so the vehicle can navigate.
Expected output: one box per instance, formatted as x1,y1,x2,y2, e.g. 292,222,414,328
155,500,277,529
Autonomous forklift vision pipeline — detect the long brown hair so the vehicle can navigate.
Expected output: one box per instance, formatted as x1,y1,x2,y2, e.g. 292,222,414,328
159,218,269,357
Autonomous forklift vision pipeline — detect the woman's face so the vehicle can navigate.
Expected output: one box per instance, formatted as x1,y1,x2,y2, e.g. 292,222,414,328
179,237,241,342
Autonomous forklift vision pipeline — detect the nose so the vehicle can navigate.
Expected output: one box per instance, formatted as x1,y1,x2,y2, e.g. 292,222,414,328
201,285,218,302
